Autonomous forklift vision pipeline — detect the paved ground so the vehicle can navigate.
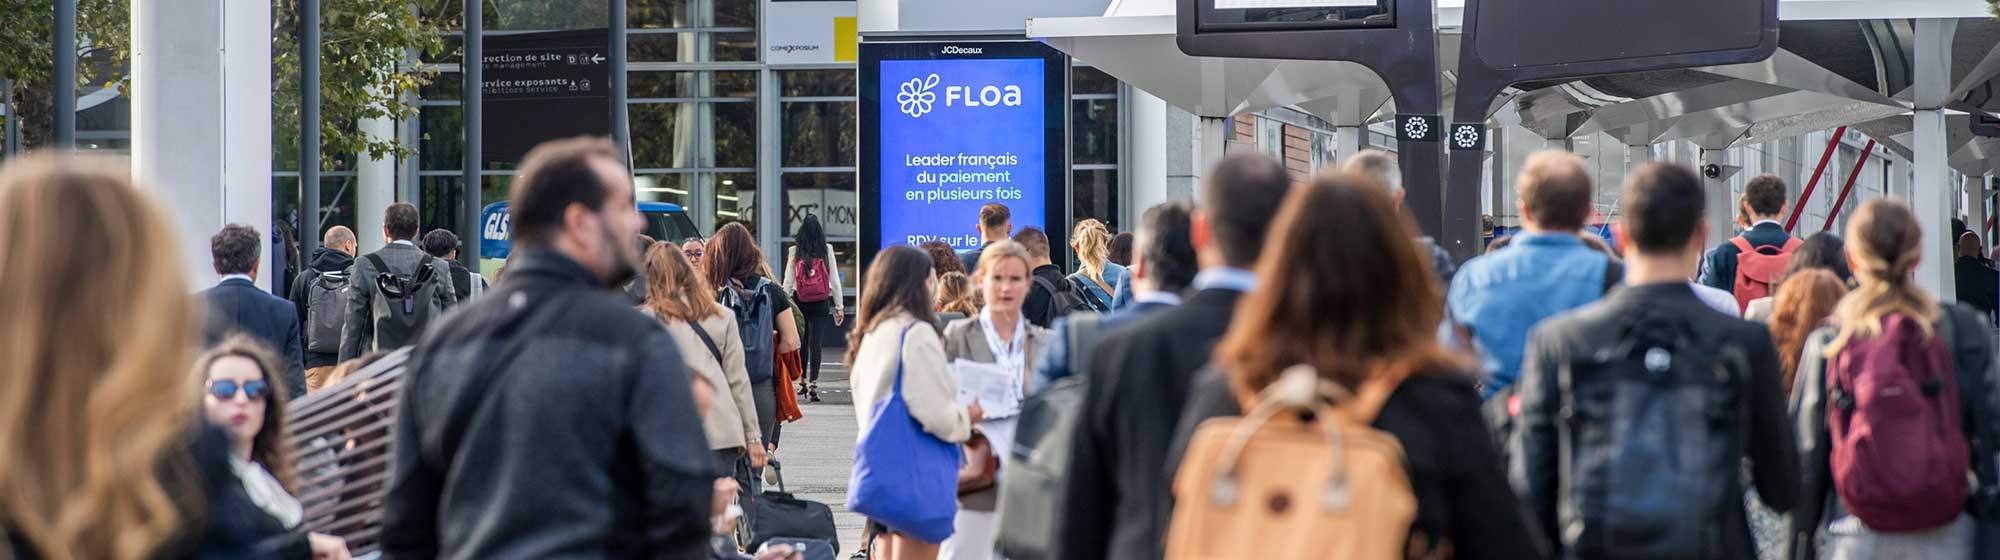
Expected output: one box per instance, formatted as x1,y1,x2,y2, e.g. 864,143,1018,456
767,360,866,557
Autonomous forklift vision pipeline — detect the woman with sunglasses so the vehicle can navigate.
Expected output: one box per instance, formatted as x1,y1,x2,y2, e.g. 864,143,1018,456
196,335,352,559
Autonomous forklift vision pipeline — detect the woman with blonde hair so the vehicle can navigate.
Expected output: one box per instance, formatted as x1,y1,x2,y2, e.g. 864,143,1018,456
934,271,980,322
0,154,341,559
1068,219,1126,312
939,240,1053,559
1789,199,1998,559
1163,171,1543,559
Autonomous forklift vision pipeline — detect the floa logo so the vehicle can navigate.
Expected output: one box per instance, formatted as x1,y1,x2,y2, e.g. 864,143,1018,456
898,73,1025,118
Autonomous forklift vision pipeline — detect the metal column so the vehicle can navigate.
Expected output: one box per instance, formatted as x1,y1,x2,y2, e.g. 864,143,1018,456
1702,148,1735,246
301,0,322,258
1912,18,1957,300
53,0,76,145
460,0,483,269
609,0,630,160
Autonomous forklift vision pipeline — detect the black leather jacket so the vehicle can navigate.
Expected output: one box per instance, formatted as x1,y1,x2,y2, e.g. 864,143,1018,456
380,250,720,560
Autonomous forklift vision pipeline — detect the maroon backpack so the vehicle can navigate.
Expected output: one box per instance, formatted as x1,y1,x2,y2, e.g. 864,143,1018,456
1827,313,1971,531
796,258,832,303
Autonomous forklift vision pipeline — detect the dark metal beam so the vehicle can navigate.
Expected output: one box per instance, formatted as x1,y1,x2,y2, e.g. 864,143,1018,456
53,0,76,145
461,0,483,270
301,0,322,258
609,0,629,162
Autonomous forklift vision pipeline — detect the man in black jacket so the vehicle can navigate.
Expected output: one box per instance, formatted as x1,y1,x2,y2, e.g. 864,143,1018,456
1055,153,1293,560
1014,226,1066,328
381,137,719,559
288,225,356,384
1511,163,1795,559
199,224,307,399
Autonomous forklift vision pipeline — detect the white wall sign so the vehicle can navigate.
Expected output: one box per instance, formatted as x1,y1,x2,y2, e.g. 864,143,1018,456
766,0,858,65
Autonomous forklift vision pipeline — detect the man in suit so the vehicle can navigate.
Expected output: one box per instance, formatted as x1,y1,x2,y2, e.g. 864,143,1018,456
1697,174,1793,295
1032,200,1197,391
340,202,457,361
958,202,1012,273
200,224,307,398
1055,153,1294,560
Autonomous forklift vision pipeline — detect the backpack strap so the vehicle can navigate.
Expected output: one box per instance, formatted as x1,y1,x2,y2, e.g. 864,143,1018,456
1728,236,1756,255
364,253,392,281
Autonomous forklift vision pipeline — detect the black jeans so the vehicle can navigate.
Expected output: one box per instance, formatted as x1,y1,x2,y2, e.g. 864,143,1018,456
796,298,836,383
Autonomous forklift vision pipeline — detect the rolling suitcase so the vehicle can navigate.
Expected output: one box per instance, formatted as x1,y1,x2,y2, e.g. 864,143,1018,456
750,459,840,554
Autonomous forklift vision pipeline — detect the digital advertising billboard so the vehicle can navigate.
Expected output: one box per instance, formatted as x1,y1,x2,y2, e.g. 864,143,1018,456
859,41,1069,272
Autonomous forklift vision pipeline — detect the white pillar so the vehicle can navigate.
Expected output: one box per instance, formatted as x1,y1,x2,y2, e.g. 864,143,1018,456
1966,175,1988,249
356,111,395,254
1703,149,1735,247
1336,126,1364,160
1128,90,1169,215
1912,18,1958,300
1628,144,1652,171
133,0,273,290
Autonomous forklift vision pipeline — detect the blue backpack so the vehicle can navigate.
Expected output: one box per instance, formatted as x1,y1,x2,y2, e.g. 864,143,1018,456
722,277,778,384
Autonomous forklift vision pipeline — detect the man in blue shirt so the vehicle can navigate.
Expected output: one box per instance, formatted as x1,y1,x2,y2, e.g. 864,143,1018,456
1448,151,1619,398
1033,201,1198,391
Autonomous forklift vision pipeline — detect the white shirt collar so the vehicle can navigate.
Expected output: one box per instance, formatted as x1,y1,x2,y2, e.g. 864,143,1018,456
1751,219,1782,229
1135,290,1183,307
219,274,254,285
391,239,415,247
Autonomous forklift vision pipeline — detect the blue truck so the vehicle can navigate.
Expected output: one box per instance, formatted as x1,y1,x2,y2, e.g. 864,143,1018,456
479,200,701,275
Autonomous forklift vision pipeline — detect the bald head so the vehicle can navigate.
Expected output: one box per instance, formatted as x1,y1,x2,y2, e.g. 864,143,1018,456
1340,150,1401,195
324,226,358,256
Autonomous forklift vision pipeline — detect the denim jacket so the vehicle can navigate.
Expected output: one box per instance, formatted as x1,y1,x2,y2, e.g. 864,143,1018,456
1447,233,1614,397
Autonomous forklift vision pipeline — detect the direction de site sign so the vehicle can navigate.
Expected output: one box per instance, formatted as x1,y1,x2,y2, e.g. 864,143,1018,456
482,28,612,163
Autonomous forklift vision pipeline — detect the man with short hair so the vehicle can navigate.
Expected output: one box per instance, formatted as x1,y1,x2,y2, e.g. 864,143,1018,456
289,225,358,390
1013,226,1066,328
1510,162,1795,558
1341,149,1456,283
1447,150,1619,399
201,224,307,398
1056,153,1294,560
1956,232,1998,318
1033,201,1198,390
960,202,1013,273
339,202,457,361
381,136,717,558
421,229,488,303
1697,174,1796,305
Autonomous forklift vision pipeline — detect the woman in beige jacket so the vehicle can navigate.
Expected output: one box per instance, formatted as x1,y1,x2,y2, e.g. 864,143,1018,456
637,244,766,475
847,245,983,560
938,240,1050,560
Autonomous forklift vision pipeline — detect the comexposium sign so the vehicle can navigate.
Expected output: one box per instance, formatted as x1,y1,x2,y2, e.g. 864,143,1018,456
859,41,1068,270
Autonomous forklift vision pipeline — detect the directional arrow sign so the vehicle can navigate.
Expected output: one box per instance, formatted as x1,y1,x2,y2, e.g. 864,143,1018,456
591,54,606,64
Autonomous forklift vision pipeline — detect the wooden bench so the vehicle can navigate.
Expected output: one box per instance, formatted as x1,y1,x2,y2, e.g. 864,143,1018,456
284,348,411,557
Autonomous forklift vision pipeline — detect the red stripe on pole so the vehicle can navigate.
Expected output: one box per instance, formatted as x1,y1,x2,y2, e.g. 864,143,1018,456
1786,125,1847,232
1820,139,1876,234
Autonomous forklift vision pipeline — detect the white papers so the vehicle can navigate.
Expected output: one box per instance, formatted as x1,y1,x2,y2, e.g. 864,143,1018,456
952,359,1023,419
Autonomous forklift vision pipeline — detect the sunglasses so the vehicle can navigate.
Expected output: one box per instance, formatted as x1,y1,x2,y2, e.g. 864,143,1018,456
207,379,271,401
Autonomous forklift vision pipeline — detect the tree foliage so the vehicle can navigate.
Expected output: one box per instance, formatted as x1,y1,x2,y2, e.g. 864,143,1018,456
0,0,452,167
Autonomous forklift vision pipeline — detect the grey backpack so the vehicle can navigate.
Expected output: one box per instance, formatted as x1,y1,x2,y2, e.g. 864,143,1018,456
997,314,1101,559
303,270,350,354
366,253,443,352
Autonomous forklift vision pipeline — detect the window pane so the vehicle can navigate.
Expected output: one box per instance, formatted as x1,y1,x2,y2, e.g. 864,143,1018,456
629,0,693,28
714,173,758,231
421,75,462,101
1074,169,1118,227
636,173,696,207
630,33,696,62
1073,99,1118,165
420,105,462,171
629,102,697,168
419,176,465,243
713,102,757,168
631,71,695,98
782,101,857,167
713,71,757,98
426,35,464,65
782,172,858,240
1073,65,1117,95
713,32,758,62
715,0,756,27
781,70,857,97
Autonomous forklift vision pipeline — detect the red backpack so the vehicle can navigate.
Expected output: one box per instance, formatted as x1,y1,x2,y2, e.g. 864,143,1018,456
1827,314,1971,531
1729,236,1800,312
796,257,832,303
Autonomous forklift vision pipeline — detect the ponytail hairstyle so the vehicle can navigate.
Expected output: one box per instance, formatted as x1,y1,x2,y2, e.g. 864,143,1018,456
1071,219,1112,285
1825,199,1938,356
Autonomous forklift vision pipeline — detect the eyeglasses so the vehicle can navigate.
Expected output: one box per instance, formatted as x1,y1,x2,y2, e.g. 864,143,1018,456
207,379,271,401
685,250,704,257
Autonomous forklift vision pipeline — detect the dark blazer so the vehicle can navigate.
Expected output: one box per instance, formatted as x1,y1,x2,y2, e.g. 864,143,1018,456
1055,287,1243,560
201,277,306,399
1169,370,1549,560
1698,222,1792,294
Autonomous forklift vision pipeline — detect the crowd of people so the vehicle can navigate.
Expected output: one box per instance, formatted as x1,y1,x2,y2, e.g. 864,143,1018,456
4,134,1999,560
844,149,2000,560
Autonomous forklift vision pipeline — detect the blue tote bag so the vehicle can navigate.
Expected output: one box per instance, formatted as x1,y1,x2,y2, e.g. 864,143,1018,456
846,324,962,544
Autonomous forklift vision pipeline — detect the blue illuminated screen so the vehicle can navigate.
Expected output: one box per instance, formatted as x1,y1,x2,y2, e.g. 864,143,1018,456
874,57,1045,251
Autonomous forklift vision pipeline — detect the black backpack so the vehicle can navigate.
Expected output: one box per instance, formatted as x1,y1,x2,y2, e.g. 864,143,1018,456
721,278,778,384
1553,307,1749,558
1033,275,1095,320
365,253,443,351
303,269,351,354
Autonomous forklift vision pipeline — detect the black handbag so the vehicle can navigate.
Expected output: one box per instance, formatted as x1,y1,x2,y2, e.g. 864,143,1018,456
749,459,840,553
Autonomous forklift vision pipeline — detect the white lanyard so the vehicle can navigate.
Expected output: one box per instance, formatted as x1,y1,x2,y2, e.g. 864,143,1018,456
978,308,1027,393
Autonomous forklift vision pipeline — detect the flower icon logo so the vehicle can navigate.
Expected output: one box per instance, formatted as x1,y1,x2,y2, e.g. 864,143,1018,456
898,74,940,118
1453,125,1481,149
1403,117,1430,140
